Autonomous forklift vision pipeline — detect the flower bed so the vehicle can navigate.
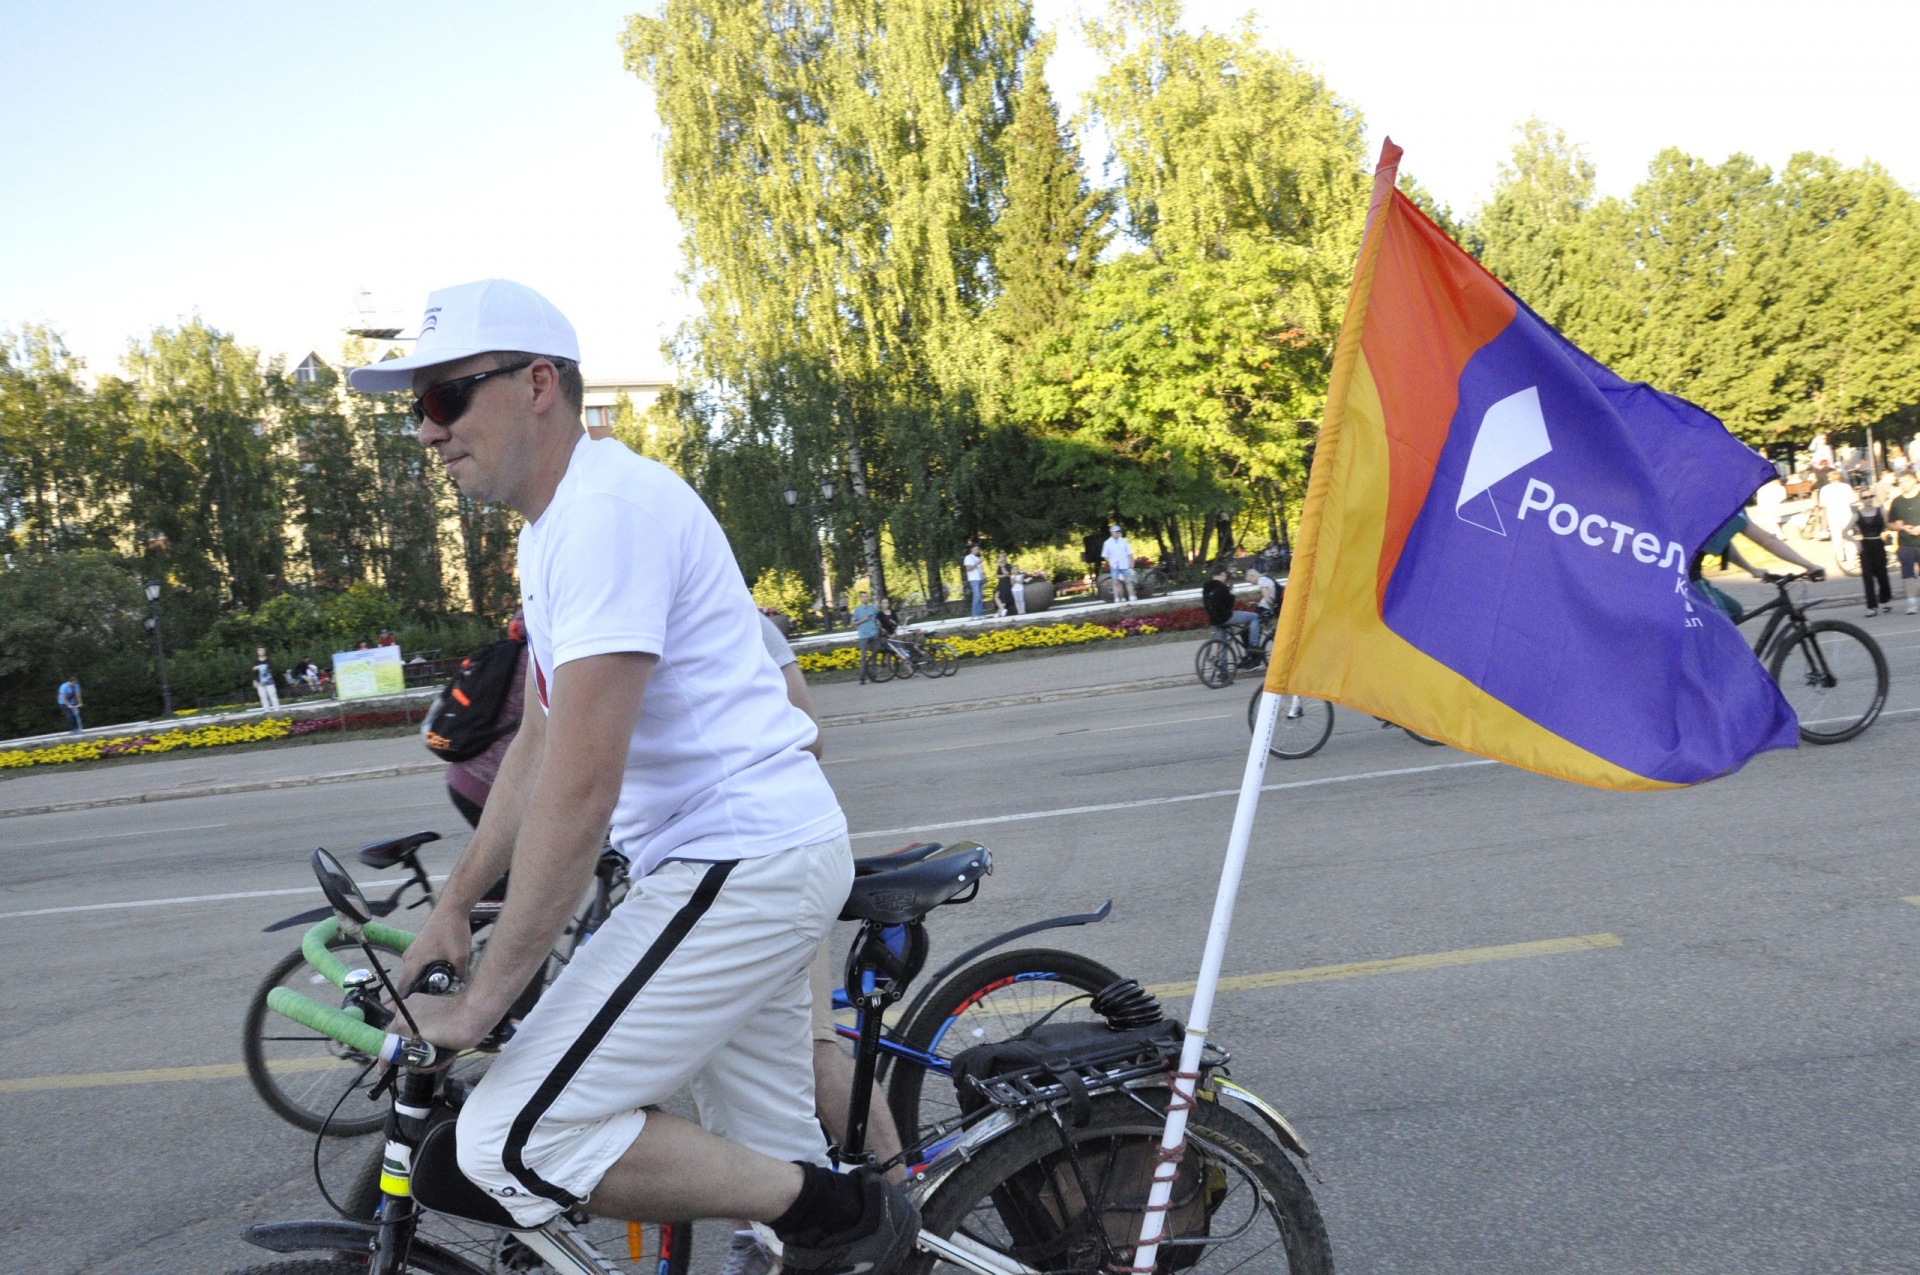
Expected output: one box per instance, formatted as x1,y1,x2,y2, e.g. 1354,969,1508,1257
0,707,423,771
794,609,1217,674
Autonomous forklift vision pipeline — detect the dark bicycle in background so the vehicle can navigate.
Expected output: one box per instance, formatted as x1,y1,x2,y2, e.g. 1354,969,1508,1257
1734,571,1887,742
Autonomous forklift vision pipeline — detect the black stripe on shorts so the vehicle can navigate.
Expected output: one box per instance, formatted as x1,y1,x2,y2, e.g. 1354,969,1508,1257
501,859,736,1206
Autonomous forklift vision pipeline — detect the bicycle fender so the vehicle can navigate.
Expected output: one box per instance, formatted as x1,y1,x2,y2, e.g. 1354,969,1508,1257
242,1220,490,1275
1207,1077,1313,1163
896,901,1113,1030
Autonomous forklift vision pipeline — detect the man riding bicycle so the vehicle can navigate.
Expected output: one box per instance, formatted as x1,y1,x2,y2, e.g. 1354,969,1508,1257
349,279,916,1275
1202,564,1261,657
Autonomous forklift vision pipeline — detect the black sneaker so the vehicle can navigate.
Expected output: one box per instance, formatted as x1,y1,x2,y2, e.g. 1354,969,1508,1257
779,1170,920,1275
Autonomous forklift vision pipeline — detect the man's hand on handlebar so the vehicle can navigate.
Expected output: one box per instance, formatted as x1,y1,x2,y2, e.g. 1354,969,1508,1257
394,903,470,1002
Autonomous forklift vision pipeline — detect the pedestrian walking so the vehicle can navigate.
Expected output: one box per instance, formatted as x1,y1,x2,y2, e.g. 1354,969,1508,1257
853,590,882,683
962,544,985,618
1102,524,1137,601
252,647,281,711
1819,469,1857,572
1886,471,1920,614
56,677,82,733
1850,491,1893,615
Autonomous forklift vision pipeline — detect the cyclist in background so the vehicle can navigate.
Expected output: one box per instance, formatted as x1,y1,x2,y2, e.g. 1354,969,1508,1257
1241,566,1280,669
1202,564,1258,654
445,613,529,828
1690,509,1825,621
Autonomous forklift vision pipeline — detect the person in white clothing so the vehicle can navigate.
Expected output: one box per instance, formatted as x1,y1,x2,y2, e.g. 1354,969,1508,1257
1819,471,1858,573
350,279,916,1274
962,543,985,618
253,647,280,710
1101,524,1137,601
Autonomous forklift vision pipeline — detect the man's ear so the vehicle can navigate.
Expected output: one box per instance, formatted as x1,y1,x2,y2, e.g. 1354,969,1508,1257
528,359,563,416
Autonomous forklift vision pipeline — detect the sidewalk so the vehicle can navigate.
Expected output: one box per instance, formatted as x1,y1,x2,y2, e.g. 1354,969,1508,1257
1,686,439,753
787,584,1238,652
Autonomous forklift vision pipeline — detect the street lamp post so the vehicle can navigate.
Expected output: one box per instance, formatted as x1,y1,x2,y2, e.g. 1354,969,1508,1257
143,580,173,717
782,478,838,619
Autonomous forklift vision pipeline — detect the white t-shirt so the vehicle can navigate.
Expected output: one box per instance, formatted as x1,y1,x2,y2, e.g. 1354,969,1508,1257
963,553,984,582
1101,536,1133,570
758,613,797,668
517,435,846,876
1819,478,1855,521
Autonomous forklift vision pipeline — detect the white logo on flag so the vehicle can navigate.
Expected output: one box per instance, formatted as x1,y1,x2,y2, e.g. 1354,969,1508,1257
1456,386,1552,535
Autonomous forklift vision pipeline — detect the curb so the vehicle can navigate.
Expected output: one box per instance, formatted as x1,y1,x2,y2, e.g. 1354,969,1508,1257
1,674,1204,819
0,761,445,820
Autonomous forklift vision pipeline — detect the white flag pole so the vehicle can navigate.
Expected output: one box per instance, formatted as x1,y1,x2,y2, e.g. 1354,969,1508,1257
1128,688,1280,1271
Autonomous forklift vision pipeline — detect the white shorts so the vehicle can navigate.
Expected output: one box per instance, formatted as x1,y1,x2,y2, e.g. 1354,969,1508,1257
456,835,853,1227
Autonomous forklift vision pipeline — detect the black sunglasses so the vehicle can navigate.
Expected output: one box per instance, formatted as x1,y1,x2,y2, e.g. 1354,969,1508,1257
409,359,540,426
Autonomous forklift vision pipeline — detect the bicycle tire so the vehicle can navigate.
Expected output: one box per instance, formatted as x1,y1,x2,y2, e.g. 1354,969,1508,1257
868,650,900,684
905,1091,1333,1275
887,948,1121,1147
893,646,918,679
1249,687,1335,760
242,935,409,1136
1401,727,1445,747
1194,638,1236,689
926,641,959,676
1769,618,1888,743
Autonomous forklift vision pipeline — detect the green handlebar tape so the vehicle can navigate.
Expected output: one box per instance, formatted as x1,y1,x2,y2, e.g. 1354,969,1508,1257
300,916,417,989
266,986,392,1059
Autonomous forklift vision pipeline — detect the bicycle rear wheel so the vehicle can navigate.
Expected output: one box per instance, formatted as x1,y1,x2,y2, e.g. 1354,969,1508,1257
1769,619,1888,743
868,650,900,683
887,948,1121,1147
893,646,919,679
1250,688,1335,760
1194,638,1236,689
926,641,959,676
242,934,408,1136
906,1091,1332,1275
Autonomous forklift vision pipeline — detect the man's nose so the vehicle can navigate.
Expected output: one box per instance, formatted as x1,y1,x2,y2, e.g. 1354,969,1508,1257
417,418,449,448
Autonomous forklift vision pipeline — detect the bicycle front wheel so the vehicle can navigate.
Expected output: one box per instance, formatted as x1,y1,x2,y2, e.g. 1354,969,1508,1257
868,650,900,683
1250,688,1335,760
907,1091,1332,1275
888,948,1121,1147
893,647,919,679
1770,619,1888,743
926,641,959,676
242,935,408,1136
1194,638,1236,689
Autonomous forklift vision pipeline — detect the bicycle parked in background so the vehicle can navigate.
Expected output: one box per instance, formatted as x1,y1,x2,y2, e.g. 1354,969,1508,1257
868,628,959,682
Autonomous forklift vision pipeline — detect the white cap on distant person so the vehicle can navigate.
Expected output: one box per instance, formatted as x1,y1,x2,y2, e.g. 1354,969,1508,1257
347,279,579,393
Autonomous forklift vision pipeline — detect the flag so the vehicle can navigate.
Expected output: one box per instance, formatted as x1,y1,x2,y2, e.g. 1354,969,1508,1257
1266,141,1796,790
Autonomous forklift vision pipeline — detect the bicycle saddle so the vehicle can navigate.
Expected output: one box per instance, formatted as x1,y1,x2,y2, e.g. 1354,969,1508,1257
356,830,441,871
852,841,943,875
841,842,990,924
412,1112,520,1230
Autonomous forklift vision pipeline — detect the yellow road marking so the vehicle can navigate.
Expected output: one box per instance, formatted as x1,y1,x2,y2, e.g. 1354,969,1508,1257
2,934,1622,1093
1145,932,1622,1000
0,1055,351,1094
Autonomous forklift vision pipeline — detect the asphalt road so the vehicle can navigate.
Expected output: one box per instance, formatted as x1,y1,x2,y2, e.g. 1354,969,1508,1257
6,600,1920,1273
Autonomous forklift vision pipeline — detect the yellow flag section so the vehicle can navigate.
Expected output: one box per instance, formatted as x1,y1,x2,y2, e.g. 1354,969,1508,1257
1263,142,1671,792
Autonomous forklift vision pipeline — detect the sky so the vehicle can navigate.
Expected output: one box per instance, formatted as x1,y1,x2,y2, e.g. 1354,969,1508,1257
2,0,1914,382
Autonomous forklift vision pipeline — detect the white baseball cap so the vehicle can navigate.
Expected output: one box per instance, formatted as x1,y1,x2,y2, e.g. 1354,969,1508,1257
347,279,580,393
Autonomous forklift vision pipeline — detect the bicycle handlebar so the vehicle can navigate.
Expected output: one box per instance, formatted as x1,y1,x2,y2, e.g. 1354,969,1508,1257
300,914,416,989
271,916,436,1069
266,985,401,1063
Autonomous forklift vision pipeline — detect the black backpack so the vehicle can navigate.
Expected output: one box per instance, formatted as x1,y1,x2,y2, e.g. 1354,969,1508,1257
423,638,524,762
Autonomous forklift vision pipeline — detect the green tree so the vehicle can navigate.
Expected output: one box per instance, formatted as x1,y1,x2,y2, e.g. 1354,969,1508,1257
0,328,125,554
276,355,373,590
1473,118,1595,319
0,549,151,735
121,320,287,609
623,0,1034,602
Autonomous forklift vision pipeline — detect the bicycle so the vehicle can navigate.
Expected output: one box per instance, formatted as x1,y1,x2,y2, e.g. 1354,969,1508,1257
1245,688,1443,760
1194,614,1275,689
237,846,1331,1274
1731,571,1888,743
881,629,960,680
242,831,630,1136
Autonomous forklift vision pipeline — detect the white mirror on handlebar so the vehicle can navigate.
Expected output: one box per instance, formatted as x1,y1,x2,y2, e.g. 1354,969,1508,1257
310,847,374,924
